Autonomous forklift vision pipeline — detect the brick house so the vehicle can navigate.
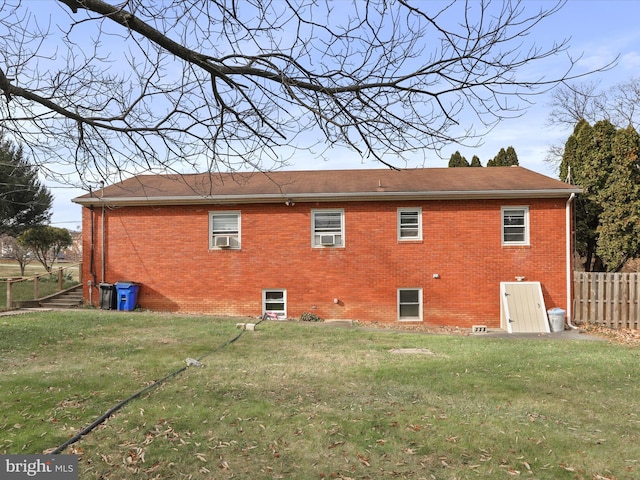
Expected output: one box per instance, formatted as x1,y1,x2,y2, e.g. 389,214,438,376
73,167,580,330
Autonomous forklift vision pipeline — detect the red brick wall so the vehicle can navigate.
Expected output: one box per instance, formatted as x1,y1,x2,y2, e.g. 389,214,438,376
81,198,570,327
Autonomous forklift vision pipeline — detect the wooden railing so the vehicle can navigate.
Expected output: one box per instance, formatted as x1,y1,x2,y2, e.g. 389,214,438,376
573,271,640,329
1,263,82,310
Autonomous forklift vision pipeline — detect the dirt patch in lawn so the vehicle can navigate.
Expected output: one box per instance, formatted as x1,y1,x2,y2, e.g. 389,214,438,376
360,322,470,336
388,348,435,355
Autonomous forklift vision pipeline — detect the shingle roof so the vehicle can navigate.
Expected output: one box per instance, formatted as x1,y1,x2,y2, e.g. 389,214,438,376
72,167,581,206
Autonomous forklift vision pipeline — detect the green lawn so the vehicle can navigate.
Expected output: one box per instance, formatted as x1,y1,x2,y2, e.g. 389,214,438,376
1,310,639,479
0,260,80,279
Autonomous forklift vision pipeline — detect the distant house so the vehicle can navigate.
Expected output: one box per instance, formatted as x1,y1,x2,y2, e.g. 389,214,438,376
58,230,83,262
72,167,580,331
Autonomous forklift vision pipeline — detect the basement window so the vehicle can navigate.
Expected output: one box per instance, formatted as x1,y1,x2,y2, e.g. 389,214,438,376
263,289,286,319
398,288,422,321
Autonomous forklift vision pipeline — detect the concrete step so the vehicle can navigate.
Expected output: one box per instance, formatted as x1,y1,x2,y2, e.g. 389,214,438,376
39,286,84,309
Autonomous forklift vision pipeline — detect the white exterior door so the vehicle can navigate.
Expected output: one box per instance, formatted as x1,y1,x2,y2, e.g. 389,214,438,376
500,282,550,333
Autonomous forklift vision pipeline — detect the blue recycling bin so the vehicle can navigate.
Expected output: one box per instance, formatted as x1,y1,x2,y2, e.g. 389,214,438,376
115,282,140,311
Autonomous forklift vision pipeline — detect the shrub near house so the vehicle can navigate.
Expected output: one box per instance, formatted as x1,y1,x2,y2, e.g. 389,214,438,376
73,167,580,328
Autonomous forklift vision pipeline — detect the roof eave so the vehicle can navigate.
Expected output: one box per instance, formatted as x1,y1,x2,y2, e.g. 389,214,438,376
72,188,582,206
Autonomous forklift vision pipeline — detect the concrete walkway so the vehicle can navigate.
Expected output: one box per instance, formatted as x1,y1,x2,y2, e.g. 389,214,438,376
0,308,54,317
476,328,605,341
318,319,605,341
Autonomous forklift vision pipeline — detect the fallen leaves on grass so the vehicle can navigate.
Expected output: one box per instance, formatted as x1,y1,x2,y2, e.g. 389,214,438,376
584,324,640,346
356,452,370,467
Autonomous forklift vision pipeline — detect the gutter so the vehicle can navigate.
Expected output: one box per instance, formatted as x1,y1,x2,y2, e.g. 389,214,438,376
73,188,583,207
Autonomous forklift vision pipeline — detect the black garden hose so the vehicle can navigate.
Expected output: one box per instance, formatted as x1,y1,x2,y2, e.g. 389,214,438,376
51,316,266,454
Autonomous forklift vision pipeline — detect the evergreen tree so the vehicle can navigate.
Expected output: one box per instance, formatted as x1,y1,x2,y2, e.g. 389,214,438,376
487,146,519,166
448,151,469,167
470,155,482,167
0,132,53,236
596,125,640,271
561,120,600,271
560,119,624,271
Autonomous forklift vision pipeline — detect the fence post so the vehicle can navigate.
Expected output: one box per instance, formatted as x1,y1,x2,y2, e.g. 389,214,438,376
34,276,39,300
6,280,12,309
58,267,63,291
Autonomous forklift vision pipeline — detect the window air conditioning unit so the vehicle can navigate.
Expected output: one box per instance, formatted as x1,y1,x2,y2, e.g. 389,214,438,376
215,236,231,248
320,234,336,246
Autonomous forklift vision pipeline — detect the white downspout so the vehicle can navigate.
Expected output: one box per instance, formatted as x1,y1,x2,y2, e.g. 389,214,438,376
100,182,105,284
101,201,105,283
566,193,578,329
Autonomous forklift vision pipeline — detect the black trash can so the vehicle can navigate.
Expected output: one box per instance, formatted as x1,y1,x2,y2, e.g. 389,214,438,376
99,283,116,310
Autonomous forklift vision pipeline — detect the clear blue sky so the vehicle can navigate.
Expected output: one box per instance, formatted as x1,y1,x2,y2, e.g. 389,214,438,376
46,0,640,228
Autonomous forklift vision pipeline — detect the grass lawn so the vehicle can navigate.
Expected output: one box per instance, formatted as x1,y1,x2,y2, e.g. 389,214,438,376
0,260,80,279
1,310,639,479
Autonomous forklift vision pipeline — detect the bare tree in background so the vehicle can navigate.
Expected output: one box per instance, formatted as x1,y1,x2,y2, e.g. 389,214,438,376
0,0,610,187
547,81,604,128
546,78,640,171
548,79,640,131
606,78,640,130
0,234,33,276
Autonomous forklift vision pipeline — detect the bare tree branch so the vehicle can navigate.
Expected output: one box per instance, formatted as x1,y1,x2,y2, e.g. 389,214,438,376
0,0,615,187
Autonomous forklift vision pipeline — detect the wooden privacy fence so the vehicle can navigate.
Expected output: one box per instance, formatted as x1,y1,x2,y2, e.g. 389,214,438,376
574,272,640,329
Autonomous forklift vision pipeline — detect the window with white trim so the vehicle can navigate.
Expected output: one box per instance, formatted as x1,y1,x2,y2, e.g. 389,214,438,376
398,288,422,321
263,289,286,319
501,206,529,245
312,209,344,247
209,211,241,249
398,208,422,240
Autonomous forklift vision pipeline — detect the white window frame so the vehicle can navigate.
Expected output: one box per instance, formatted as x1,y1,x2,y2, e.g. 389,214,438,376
209,211,241,250
501,206,529,246
311,209,345,248
398,288,423,322
397,207,422,241
262,289,287,319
